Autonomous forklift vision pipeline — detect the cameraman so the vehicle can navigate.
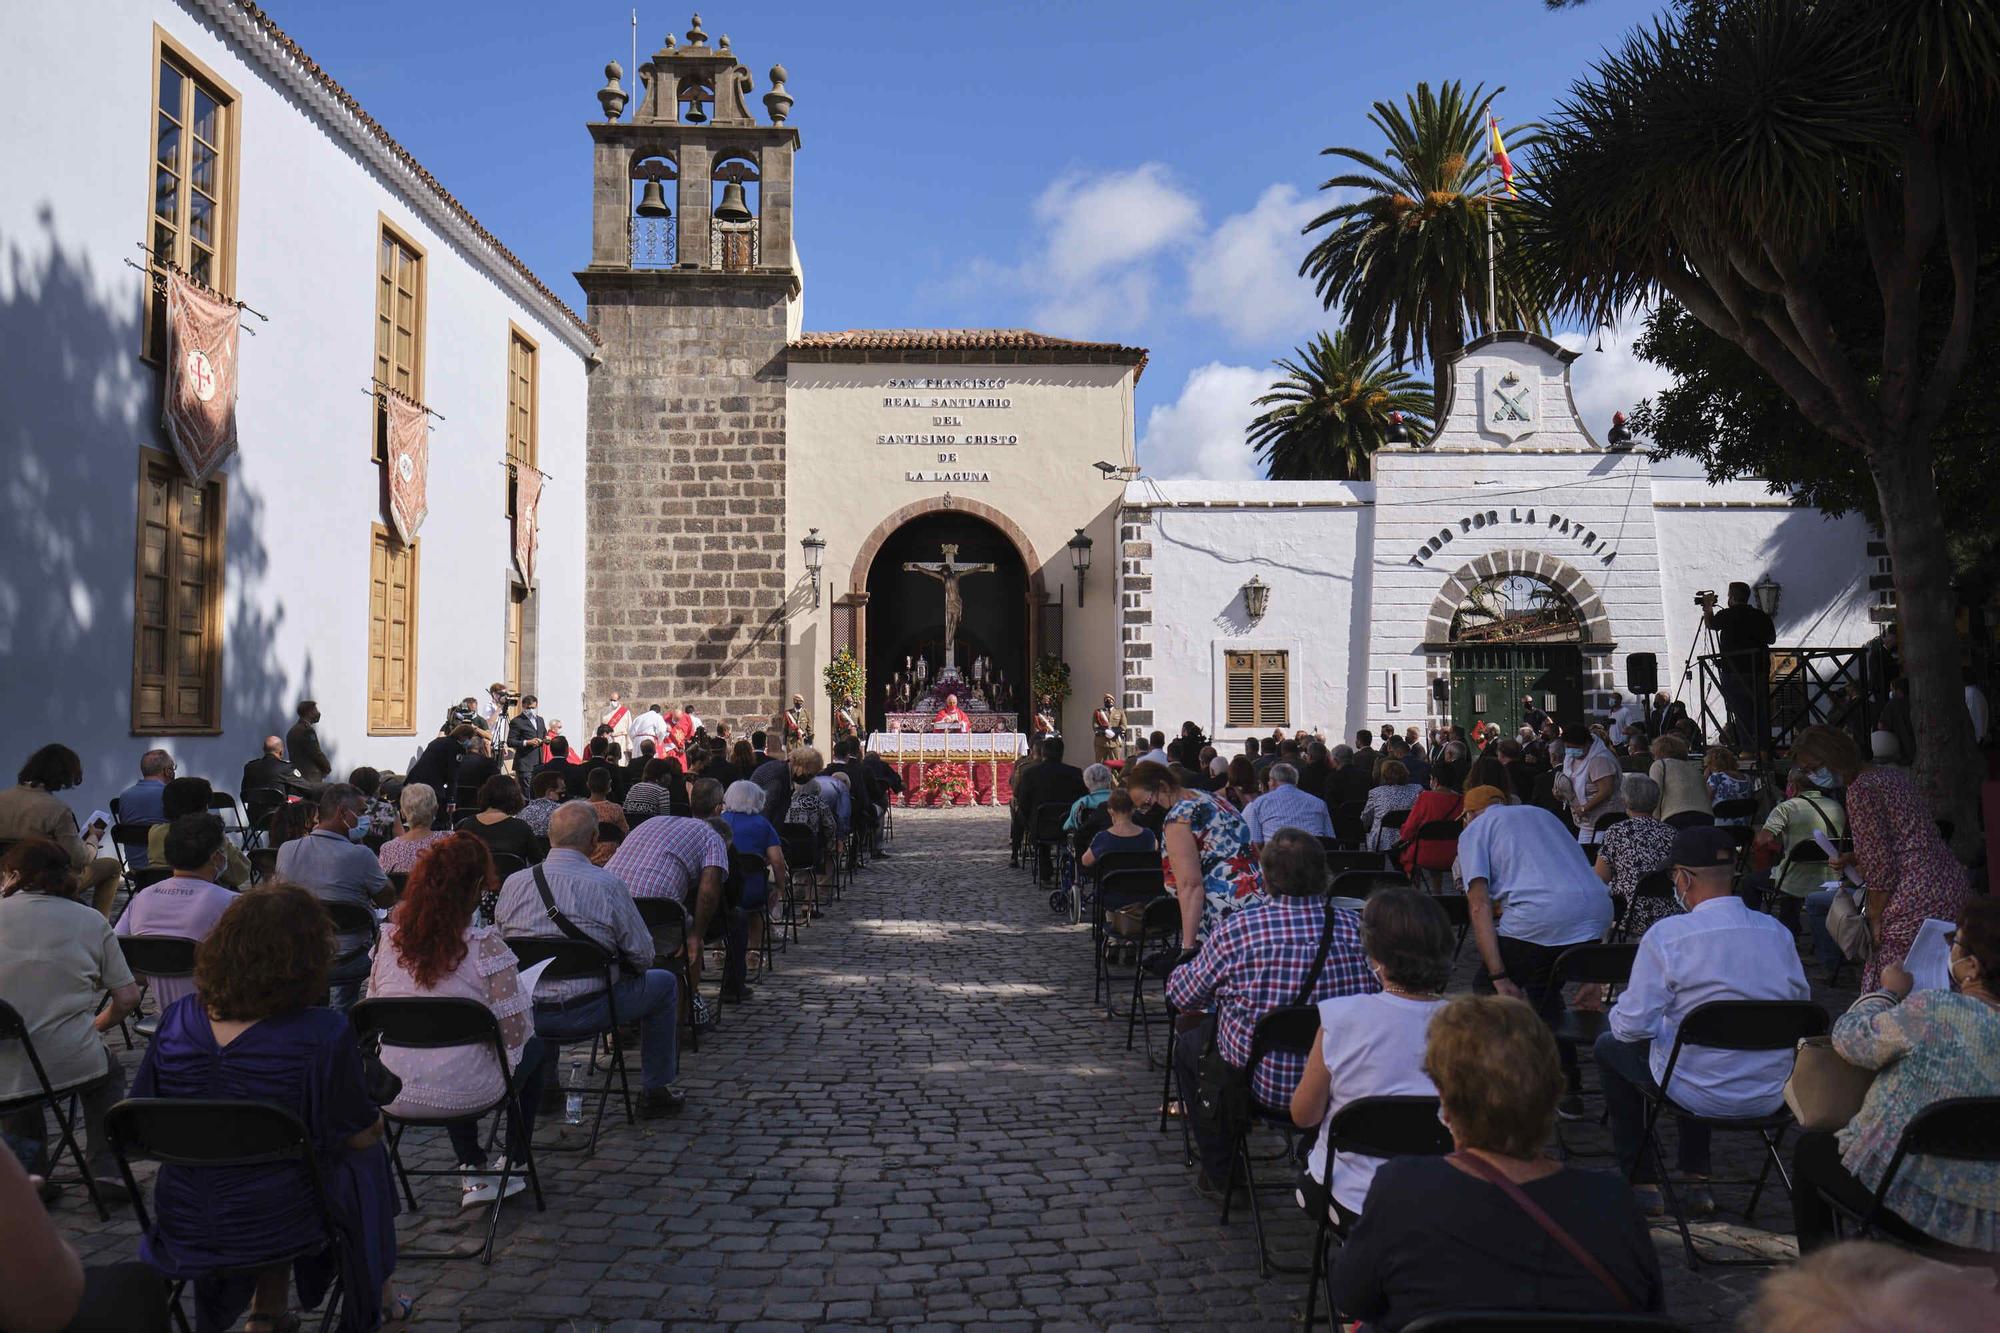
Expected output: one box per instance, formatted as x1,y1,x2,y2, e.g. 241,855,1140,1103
1699,582,1775,750
443,695,490,743
479,681,517,740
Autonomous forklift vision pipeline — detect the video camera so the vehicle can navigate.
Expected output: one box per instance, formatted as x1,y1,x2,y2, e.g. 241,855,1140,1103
495,689,522,710
1693,589,1717,606
446,703,481,729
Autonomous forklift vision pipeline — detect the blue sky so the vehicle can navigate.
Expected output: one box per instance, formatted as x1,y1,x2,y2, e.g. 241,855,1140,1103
272,0,1674,479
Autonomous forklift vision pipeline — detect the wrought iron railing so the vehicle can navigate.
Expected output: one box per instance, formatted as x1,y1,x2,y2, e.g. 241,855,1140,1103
628,214,677,269
1693,645,1874,759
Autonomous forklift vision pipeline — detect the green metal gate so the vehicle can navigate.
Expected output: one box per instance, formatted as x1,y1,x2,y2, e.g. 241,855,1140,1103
1450,644,1583,737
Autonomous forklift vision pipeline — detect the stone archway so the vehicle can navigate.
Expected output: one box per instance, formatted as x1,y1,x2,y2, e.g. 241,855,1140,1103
1423,549,1610,646
848,497,1048,731
1422,549,1614,733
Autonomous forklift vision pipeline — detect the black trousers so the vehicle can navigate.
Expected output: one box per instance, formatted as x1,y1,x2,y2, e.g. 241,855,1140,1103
1790,1129,1939,1254
1475,935,1581,1091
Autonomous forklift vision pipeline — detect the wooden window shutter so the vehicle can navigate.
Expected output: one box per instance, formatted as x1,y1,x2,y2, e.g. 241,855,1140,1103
1257,651,1290,728
1224,650,1289,729
132,452,224,733
1225,651,1256,728
368,525,419,734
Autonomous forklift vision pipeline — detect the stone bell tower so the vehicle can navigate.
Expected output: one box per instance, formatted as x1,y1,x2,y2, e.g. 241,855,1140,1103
577,13,802,727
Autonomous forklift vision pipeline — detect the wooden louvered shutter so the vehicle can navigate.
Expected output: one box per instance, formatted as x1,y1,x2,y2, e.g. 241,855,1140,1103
368,525,419,734
132,451,224,733
1257,651,1290,727
1225,651,1257,728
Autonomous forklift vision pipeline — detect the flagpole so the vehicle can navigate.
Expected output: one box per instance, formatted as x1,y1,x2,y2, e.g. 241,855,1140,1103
1486,114,1498,333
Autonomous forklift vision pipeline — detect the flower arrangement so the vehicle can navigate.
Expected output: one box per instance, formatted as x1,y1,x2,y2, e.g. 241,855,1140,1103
823,648,865,707
917,761,974,807
1031,654,1072,709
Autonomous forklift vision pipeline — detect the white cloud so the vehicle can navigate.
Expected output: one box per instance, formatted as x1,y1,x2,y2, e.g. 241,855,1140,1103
1033,164,1202,285
1558,312,1675,439
1136,362,1270,481
1184,183,1331,343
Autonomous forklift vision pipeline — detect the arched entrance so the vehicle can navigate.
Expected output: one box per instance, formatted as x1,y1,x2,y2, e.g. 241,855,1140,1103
853,504,1040,732
1435,562,1605,737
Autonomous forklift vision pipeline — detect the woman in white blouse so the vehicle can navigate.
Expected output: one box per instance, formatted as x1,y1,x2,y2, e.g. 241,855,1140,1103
1291,887,1453,1219
367,833,545,1207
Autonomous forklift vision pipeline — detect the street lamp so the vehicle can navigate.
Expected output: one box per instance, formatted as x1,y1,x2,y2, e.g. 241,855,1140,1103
1067,528,1094,606
1753,575,1781,619
801,528,826,608
1243,575,1270,621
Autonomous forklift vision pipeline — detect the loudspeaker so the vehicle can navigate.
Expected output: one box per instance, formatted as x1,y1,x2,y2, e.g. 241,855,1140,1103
1627,652,1659,696
1431,677,1451,703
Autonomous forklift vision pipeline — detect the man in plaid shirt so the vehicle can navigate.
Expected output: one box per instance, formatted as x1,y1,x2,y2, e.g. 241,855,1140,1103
1167,830,1377,1193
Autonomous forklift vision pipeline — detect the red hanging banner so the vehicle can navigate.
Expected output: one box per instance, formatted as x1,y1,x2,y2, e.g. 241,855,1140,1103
514,462,543,585
161,270,241,485
384,388,429,544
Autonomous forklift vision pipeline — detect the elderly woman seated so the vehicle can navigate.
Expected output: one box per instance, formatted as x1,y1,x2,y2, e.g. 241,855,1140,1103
1593,774,1681,940
719,780,787,1002
1064,763,1116,833
1330,995,1664,1328
377,781,448,875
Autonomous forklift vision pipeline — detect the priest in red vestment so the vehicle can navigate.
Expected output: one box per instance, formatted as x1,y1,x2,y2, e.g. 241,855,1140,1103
933,694,971,733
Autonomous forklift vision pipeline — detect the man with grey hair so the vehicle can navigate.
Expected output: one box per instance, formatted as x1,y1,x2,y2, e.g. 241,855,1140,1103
1242,761,1335,845
496,800,685,1118
1327,743,1372,810
275,782,392,1008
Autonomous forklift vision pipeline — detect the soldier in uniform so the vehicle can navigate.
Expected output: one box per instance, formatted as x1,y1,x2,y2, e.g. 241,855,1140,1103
1092,692,1127,763
780,692,812,748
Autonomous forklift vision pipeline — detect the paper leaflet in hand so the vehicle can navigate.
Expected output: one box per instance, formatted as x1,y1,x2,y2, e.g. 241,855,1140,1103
1812,829,1864,885
514,957,556,995
1904,918,1958,993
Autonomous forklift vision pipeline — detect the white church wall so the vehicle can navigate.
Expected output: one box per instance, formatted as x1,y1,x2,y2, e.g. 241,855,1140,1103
1131,485,1370,744
0,0,591,811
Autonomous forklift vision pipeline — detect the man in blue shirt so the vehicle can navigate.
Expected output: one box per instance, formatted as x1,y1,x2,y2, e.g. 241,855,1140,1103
114,749,177,869
1242,763,1334,845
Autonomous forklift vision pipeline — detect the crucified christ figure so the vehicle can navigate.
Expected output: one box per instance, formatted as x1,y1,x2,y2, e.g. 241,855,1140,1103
903,543,995,672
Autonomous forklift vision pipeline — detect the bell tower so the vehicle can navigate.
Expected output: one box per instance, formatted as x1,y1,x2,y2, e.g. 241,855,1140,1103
578,13,802,726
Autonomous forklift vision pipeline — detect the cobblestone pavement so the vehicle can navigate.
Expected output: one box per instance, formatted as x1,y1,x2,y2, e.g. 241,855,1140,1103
53,807,1849,1330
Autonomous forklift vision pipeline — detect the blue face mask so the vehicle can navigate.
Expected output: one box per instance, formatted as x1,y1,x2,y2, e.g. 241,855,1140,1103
1809,766,1836,789
348,816,372,843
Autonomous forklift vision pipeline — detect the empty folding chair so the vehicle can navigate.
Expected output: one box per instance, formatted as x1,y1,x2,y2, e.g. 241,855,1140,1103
0,998,110,1220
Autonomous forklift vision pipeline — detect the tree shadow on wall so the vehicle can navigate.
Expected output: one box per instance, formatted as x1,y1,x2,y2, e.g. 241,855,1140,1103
0,207,296,800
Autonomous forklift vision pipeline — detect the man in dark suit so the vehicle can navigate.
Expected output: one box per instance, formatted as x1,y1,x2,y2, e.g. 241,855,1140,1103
285,701,331,785
1326,745,1373,811
828,738,883,857
241,735,319,803
507,694,548,786
572,735,618,801
1010,736,1088,880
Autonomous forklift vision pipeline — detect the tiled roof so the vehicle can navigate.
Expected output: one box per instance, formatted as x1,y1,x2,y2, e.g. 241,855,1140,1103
789,329,1149,379
217,1,597,348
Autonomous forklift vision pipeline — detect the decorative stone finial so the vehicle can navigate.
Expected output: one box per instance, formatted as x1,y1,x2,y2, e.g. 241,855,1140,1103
719,33,732,51
661,32,676,50
687,13,707,46
763,64,793,124
597,60,628,121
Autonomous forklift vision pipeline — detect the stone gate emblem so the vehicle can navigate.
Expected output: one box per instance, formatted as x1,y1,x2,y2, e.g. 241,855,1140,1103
1480,365,1541,443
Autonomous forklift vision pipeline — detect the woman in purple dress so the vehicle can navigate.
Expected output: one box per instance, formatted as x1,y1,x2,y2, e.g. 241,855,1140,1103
132,884,404,1333
1793,725,1972,991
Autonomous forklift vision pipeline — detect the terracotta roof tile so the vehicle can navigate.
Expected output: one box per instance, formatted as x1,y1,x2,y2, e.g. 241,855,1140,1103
788,329,1148,379
228,1,597,346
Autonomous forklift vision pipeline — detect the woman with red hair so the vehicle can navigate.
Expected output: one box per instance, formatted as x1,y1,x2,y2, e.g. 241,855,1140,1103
366,835,545,1208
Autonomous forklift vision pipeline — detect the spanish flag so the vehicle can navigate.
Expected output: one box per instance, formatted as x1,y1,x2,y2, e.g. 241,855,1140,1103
1489,113,1516,197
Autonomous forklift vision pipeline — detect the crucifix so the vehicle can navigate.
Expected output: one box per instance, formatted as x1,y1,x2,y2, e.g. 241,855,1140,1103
903,543,995,672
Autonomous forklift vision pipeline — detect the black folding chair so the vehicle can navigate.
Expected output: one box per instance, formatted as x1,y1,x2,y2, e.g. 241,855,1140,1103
0,998,110,1220
733,850,778,979
1637,998,1830,1268
502,937,633,1156
1664,810,1716,829
1330,801,1368,849
778,822,821,933
1376,808,1410,846
1328,869,1410,903
1612,870,1676,944
128,865,174,893
385,870,410,903
107,1097,349,1333
1401,819,1462,892
1835,1094,2000,1267
1434,892,1471,957
1711,796,1759,825
1094,866,1166,1014
1028,801,1070,889
1400,1314,1685,1332
240,787,287,848
246,846,278,883
207,791,246,845
1322,849,1392,877
1549,942,1640,1061
1301,1095,1453,1330
117,935,198,1042
1126,895,1182,1063
109,821,155,874
1222,1004,1322,1277
349,997,546,1264
636,896,699,1051
319,899,379,980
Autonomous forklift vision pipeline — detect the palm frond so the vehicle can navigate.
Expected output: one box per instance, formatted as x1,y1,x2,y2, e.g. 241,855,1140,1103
1246,331,1436,481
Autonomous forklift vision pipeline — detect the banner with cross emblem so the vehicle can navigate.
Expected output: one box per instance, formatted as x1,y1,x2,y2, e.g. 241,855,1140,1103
161,270,241,485
384,388,430,545
513,462,543,585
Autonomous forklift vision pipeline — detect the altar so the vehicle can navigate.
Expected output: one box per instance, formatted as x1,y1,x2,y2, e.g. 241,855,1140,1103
867,731,1028,807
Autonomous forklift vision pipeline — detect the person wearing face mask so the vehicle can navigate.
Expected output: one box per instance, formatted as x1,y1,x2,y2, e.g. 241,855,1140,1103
116,812,238,1012
1792,723,1972,992
274,784,392,1009
1596,826,1810,1216
1789,897,2000,1253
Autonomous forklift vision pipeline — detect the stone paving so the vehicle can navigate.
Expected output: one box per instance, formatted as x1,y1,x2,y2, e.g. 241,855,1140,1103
52,807,1848,1330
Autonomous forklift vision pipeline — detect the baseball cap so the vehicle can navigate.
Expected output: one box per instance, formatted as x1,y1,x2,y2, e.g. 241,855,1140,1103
1669,825,1737,869
1461,785,1508,816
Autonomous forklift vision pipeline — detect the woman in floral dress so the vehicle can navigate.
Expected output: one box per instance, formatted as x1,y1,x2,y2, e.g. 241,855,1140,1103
1793,725,1971,990
1124,760,1264,952
1592,774,1682,939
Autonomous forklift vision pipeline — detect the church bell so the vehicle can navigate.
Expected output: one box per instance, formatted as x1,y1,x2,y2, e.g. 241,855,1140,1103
635,178,672,219
713,180,753,223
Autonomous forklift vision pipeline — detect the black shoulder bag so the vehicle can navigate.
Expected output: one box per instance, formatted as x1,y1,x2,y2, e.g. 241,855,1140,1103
1191,902,1343,1138
532,863,641,980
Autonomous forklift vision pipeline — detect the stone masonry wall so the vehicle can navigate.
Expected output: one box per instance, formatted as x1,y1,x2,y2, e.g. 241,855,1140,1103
582,272,792,730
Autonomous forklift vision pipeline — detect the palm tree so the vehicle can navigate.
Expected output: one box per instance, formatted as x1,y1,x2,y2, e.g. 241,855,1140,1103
1246,332,1434,481
1517,0,1996,835
1300,81,1542,370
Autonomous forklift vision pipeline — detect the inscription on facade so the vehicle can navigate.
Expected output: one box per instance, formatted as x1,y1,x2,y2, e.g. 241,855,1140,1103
906,470,990,483
1407,507,1619,566
877,433,1019,446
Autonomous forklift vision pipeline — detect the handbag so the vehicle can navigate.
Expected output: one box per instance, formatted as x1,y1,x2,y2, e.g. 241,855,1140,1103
1783,1035,1876,1132
1826,886,1874,962
1450,1150,1635,1311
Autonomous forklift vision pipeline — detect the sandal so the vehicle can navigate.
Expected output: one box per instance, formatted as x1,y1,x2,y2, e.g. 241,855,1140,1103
382,1293,419,1329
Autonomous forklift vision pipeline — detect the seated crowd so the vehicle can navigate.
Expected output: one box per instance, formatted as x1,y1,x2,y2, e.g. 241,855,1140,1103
1040,706,1996,1328
0,706,889,1329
